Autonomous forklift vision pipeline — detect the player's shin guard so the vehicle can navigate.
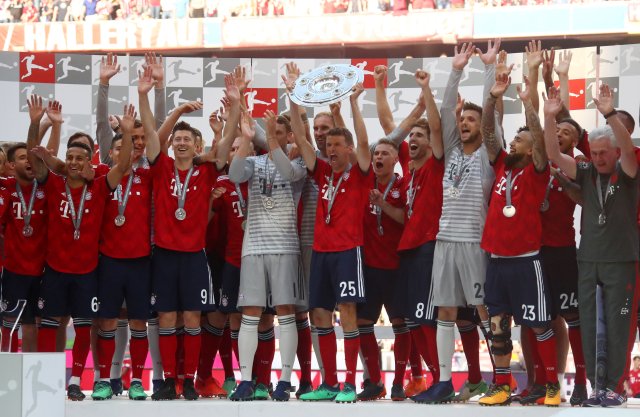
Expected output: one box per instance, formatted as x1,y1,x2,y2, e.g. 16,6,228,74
566,320,586,384
238,315,259,382
343,329,360,386
296,319,312,383
317,327,338,386
71,319,92,381
278,315,298,382
436,320,455,382
256,327,275,386
359,325,381,384
183,327,201,380
129,329,148,381
392,324,410,385
458,323,482,384
97,329,117,380
158,327,177,379
534,328,558,384
198,324,223,380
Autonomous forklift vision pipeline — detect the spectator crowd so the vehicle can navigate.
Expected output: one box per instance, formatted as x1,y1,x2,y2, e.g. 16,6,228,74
0,0,612,23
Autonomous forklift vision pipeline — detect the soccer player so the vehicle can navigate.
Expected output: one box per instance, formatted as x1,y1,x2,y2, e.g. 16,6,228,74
285,62,372,404
356,136,406,401
227,108,306,401
138,67,219,401
544,84,639,408
478,74,559,407
29,96,134,401
418,41,499,404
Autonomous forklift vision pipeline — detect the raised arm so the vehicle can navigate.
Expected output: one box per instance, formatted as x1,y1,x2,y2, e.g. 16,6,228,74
385,98,425,149
157,101,203,154
518,76,547,172
146,52,166,129
97,53,121,165
264,110,306,182
554,50,572,108
525,40,543,114
442,43,474,152
138,67,160,163
594,84,637,178
227,112,255,184
214,74,242,170
330,101,346,129
283,62,317,172
370,189,405,225
542,49,571,121
26,95,49,182
482,73,510,163
373,65,395,135
44,100,63,156
106,104,135,189
415,70,443,160
350,83,371,172
543,87,577,179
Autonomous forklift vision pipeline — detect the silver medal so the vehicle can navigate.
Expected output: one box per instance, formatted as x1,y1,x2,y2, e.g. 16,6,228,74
448,186,460,199
114,215,126,227
175,208,187,221
598,213,606,226
502,205,516,218
540,200,549,212
263,197,275,210
22,225,33,237
73,229,80,240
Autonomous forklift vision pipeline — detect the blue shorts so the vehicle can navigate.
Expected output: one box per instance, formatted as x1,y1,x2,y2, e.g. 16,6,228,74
485,255,553,327
97,255,151,320
1,269,41,324
541,245,579,316
309,247,365,311
357,266,404,321
38,265,98,318
218,262,240,314
398,241,437,325
151,247,216,313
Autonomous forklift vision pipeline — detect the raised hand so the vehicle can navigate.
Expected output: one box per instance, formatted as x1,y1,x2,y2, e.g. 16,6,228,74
373,65,387,83
495,50,514,78
264,109,277,139
476,38,501,66
223,74,241,105
350,82,364,101
177,100,203,115
516,75,532,102
29,145,49,161
554,50,572,77
118,104,137,133
369,189,384,207
490,72,511,98
209,110,223,134
542,86,563,116
27,94,45,122
80,160,96,181
99,53,121,85
593,83,614,115
144,52,164,86
329,101,341,116
455,93,464,118
137,66,156,95
233,65,251,93
46,100,63,125
210,186,226,201
414,69,431,89
281,62,300,92
239,111,255,139
525,40,543,70
452,42,475,71
219,97,230,122
542,48,555,85
109,114,120,131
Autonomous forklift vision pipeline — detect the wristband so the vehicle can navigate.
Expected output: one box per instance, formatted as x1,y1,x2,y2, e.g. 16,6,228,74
604,109,618,119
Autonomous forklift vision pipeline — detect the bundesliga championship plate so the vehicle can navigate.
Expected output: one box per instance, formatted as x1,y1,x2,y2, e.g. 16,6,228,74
290,64,364,107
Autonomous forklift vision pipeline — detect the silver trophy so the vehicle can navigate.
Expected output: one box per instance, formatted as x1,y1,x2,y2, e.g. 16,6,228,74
290,64,364,107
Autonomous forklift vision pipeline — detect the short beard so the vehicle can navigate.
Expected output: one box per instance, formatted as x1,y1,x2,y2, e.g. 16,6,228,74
504,153,524,169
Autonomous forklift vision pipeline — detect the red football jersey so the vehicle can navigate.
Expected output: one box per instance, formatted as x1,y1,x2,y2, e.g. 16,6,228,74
150,153,220,252
45,174,111,274
629,369,640,396
214,176,248,267
399,141,410,177
541,168,577,247
363,174,405,269
311,159,373,252
2,178,48,276
481,151,549,256
95,163,110,177
99,168,152,259
398,156,444,251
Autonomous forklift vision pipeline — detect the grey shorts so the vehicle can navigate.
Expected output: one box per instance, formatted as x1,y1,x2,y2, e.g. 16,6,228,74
296,245,313,313
432,241,488,307
238,254,304,309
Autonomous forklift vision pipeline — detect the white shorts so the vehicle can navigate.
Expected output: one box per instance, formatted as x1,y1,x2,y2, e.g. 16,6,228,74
432,241,488,307
238,254,304,309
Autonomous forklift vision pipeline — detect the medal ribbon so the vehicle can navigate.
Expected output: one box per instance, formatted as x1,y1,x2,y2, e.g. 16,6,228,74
64,182,88,237
596,173,613,220
16,179,38,231
174,165,195,213
116,171,135,218
326,166,351,222
504,170,524,209
375,175,396,235
234,182,247,218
